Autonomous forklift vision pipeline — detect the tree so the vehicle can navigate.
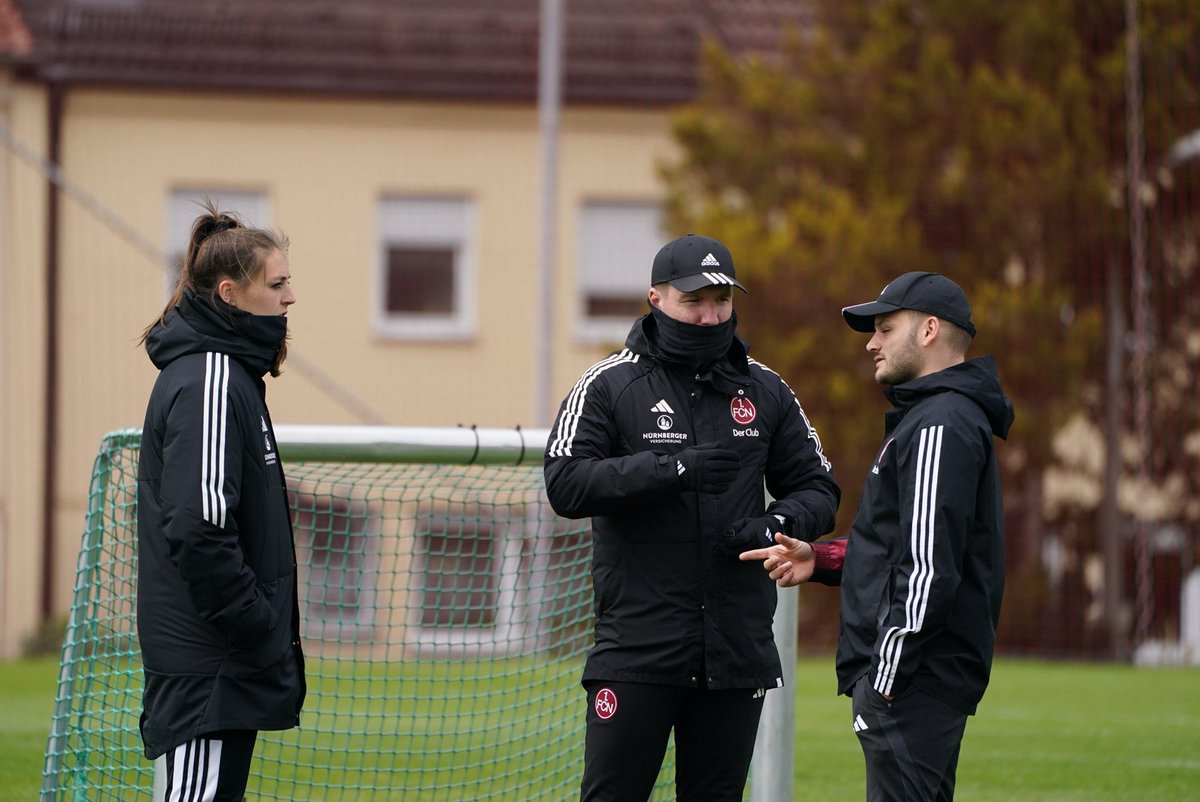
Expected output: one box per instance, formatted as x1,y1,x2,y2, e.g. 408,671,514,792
662,0,1200,651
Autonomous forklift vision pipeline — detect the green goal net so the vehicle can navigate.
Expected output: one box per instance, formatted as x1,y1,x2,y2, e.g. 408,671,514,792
40,425,667,801
42,424,801,801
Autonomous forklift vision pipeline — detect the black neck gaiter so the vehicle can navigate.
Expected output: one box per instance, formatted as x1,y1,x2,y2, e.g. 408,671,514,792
181,289,288,376
648,305,737,370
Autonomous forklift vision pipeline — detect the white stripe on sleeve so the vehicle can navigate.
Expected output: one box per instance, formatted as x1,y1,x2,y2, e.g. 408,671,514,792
748,358,833,471
201,352,231,528
547,350,639,458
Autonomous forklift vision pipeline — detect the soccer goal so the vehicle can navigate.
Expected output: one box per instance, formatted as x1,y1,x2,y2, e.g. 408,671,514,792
40,425,796,801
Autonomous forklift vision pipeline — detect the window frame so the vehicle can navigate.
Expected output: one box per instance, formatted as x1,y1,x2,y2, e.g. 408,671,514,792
407,503,550,655
574,199,665,344
374,196,477,341
290,492,380,643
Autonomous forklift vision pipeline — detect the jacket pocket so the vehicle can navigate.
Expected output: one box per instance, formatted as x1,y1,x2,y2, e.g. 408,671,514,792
228,575,290,663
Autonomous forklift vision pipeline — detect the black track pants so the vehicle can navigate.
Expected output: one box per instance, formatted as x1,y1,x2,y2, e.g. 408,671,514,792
580,680,766,802
851,675,968,802
152,729,258,802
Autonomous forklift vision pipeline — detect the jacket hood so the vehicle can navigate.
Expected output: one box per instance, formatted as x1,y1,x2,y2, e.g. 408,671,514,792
146,289,286,377
884,356,1015,440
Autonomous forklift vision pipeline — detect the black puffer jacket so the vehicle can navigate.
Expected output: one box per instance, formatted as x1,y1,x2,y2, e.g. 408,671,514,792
545,314,839,690
835,357,1014,715
136,290,305,759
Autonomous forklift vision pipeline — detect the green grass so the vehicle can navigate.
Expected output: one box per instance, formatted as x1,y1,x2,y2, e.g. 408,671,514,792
4,656,1198,800
792,659,1200,801
959,661,1200,801
0,656,59,801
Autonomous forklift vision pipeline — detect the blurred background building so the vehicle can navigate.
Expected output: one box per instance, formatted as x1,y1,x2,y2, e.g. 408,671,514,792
1,0,1197,665
0,0,812,658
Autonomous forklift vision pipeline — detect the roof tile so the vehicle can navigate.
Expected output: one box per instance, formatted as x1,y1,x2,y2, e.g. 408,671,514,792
4,0,811,103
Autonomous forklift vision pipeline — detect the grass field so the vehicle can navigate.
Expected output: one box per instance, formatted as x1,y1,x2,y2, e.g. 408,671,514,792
3,655,1198,800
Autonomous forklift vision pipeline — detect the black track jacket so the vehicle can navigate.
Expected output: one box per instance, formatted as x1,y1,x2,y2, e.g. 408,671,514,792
545,315,839,690
136,291,305,759
834,357,1013,715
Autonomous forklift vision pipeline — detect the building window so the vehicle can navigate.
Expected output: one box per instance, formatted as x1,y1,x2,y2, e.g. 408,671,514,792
375,197,476,340
408,500,551,654
576,201,665,343
387,246,455,315
165,189,270,296
417,513,498,629
290,493,378,642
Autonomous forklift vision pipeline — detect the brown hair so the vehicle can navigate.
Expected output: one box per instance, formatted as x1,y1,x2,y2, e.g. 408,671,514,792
938,316,974,355
903,309,973,356
142,199,291,374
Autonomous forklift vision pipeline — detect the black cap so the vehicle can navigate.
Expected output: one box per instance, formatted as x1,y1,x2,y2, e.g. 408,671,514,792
842,271,976,337
650,234,747,293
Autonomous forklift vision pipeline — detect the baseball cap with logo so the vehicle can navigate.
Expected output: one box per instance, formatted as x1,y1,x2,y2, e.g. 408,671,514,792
842,271,976,337
650,234,747,293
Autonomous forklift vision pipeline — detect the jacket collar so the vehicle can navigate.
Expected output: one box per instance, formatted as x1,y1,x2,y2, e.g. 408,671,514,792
146,289,285,377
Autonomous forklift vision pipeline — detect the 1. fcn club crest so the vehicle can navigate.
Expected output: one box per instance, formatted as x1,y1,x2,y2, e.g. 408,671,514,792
731,396,756,425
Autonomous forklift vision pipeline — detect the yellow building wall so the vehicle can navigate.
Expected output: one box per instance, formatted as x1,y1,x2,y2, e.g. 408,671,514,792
1,85,677,656
0,77,50,659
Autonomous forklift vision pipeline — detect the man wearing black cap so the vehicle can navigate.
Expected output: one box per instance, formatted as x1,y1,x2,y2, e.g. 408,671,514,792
545,234,840,801
741,271,1014,801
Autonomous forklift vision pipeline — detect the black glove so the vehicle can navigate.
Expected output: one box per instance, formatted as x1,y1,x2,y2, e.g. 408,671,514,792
674,444,740,493
722,514,789,554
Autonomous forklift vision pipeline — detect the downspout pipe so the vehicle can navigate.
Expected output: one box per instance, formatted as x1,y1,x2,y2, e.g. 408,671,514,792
40,81,62,623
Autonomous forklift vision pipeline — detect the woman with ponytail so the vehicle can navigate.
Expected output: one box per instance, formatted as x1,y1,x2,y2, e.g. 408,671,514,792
136,201,305,801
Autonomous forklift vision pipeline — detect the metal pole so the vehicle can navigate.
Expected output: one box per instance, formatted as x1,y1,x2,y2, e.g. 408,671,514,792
1124,0,1154,649
751,588,797,802
1101,257,1128,659
534,0,564,426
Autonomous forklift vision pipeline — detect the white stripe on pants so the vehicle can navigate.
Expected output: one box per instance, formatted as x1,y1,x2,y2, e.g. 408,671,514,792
153,737,223,802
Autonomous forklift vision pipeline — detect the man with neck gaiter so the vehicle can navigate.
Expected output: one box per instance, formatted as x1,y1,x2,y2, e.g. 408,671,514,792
545,233,841,801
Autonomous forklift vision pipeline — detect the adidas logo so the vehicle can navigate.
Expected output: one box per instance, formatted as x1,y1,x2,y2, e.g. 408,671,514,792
651,399,675,414
853,714,869,733
700,252,720,267
676,460,686,476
